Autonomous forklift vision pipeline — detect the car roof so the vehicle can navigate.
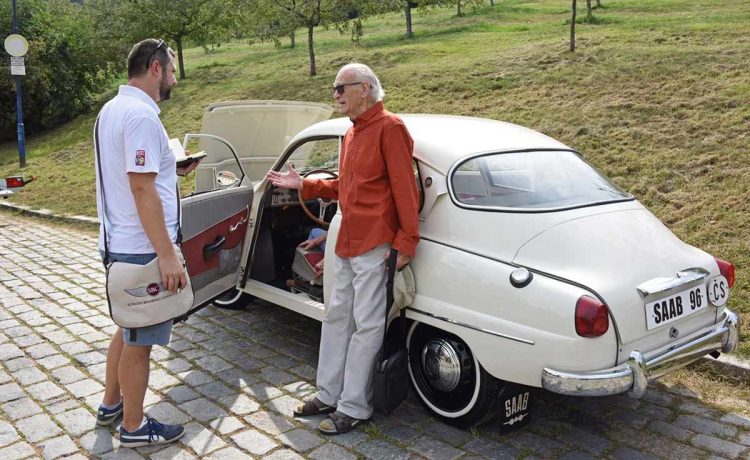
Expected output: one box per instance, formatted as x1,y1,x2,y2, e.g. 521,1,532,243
289,114,571,174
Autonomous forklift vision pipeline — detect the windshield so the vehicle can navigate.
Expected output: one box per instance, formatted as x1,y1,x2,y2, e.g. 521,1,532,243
450,150,631,211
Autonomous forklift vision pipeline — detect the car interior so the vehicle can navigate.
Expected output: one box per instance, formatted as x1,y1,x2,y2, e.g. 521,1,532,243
247,137,342,303
245,135,425,303
249,186,335,302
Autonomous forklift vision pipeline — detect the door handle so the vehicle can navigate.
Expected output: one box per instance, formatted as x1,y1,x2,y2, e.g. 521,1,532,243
203,235,226,260
229,206,250,233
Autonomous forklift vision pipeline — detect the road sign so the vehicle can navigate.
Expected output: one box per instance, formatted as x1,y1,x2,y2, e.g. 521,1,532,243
10,56,25,76
4,34,28,57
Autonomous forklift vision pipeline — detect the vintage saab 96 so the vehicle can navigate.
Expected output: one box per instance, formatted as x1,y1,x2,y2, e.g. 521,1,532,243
172,101,739,428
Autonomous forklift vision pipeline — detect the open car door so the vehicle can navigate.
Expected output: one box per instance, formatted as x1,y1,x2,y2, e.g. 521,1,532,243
179,134,253,308
179,101,333,310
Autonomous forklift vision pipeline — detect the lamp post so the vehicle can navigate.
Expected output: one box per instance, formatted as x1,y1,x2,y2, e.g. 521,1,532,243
6,0,27,168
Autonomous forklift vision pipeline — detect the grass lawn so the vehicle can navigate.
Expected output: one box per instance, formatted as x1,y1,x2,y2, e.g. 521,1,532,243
1,0,748,356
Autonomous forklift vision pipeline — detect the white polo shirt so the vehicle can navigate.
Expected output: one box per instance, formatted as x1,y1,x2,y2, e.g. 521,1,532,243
94,85,178,254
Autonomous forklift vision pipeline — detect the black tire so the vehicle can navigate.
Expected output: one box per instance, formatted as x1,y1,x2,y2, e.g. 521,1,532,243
407,322,501,428
212,288,254,310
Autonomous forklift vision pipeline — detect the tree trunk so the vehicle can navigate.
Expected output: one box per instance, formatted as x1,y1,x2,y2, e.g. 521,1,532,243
307,24,316,76
176,37,186,79
405,2,413,38
457,0,462,17
596,0,601,6
570,0,576,52
490,0,495,5
290,30,296,48
586,0,592,20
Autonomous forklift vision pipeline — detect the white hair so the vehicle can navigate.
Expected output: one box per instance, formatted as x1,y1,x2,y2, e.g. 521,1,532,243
339,63,385,102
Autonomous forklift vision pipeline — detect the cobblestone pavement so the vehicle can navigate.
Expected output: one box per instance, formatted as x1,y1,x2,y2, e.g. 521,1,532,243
1,215,749,460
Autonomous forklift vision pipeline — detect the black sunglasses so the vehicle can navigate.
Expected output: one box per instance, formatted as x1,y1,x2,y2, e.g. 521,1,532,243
146,39,166,69
333,81,362,95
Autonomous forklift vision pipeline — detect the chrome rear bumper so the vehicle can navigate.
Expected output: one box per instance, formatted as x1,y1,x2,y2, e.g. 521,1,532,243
542,309,739,398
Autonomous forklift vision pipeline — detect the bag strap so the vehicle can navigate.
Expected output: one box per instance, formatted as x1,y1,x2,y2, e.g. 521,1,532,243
94,115,183,260
382,249,406,355
93,116,111,263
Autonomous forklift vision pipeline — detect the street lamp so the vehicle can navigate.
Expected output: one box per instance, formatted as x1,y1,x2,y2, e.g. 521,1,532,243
5,0,28,168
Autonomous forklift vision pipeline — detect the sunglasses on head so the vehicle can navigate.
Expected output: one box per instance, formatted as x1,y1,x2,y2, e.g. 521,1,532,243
333,81,362,95
146,39,166,69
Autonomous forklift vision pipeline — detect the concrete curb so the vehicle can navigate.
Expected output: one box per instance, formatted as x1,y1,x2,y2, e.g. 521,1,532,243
0,199,99,230
1,198,749,380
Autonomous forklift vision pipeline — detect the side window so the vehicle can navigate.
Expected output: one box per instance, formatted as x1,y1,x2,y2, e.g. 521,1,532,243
286,137,341,170
179,134,245,196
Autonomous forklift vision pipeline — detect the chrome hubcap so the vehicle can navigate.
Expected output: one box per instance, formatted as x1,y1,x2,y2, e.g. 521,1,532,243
421,338,462,392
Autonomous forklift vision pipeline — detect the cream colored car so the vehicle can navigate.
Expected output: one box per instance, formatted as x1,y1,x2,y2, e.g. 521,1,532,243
177,101,739,428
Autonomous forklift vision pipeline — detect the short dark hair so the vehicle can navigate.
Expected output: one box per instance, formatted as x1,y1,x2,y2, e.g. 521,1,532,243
127,38,174,79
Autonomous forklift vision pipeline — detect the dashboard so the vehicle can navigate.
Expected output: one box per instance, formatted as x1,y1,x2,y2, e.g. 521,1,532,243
270,187,301,207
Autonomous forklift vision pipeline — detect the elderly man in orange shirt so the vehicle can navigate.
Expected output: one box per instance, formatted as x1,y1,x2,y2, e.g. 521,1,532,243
266,62,419,434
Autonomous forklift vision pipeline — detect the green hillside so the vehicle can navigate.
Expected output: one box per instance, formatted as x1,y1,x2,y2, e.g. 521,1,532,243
1,0,748,355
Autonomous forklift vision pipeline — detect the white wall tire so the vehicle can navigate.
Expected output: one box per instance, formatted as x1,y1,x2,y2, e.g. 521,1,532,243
407,322,501,428
212,288,253,310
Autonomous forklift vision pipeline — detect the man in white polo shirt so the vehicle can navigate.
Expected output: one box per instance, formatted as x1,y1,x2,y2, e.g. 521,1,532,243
93,38,186,447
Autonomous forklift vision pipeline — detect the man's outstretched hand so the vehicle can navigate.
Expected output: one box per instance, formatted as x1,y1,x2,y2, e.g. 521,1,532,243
266,164,303,190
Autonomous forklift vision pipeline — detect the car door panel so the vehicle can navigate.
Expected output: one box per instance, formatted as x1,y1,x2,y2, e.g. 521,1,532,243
182,187,252,306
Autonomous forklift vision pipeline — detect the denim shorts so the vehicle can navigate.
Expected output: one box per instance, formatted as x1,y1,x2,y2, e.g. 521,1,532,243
101,251,173,347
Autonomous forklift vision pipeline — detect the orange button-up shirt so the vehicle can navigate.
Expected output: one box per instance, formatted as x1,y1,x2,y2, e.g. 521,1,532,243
301,101,420,258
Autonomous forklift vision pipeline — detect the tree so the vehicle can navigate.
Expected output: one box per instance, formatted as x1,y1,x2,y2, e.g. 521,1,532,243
117,0,238,79
241,0,304,49
248,0,381,76
399,0,442,38
451,0,484,17
0,0,124,141
570,0,577,51
586,0,593,21
405,1,414,38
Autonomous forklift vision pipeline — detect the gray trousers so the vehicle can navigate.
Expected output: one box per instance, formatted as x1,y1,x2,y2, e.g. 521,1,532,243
316,244,389,420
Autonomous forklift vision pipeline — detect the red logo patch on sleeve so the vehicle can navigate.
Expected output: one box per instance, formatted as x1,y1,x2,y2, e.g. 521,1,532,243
135,149,146,166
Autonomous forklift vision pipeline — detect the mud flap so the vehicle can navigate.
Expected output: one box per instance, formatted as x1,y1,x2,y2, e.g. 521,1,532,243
497,383,534,433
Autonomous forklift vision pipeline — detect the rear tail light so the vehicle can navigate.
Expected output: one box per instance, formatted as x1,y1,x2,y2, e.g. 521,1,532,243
714,257,735,288
575,295,609,337
5,176,24,188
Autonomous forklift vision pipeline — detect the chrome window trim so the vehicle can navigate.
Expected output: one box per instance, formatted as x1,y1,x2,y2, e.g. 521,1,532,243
447,148,634,213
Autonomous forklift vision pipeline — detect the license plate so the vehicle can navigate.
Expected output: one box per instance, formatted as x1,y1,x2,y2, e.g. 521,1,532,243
645,285,707,330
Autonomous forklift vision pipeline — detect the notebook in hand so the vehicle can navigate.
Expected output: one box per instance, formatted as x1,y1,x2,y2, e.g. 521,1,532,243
169,138,207,168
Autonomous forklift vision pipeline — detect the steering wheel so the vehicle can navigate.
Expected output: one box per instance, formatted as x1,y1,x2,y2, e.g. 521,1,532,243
299,168,338,228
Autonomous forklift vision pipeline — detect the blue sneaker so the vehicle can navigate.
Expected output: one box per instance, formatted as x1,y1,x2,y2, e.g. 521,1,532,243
96,400,123,426
119,417,184,448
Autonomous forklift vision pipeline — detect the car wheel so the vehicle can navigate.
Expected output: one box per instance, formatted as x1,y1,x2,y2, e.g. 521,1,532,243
213,288,254,310
407,322,501,428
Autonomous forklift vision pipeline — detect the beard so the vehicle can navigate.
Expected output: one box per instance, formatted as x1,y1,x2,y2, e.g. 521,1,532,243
159,73,173,101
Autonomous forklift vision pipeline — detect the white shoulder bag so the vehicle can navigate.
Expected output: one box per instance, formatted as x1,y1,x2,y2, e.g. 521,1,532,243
95,117,195,329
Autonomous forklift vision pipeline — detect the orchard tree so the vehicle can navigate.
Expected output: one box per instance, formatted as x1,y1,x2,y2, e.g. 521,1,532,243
454,0,484,17
117,0,239,79
570,0,577,51
248,0,385,76
241,0,304,49
400,0,442,38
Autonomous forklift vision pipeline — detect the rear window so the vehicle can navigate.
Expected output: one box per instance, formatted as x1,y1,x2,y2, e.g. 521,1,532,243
450,150,631,211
